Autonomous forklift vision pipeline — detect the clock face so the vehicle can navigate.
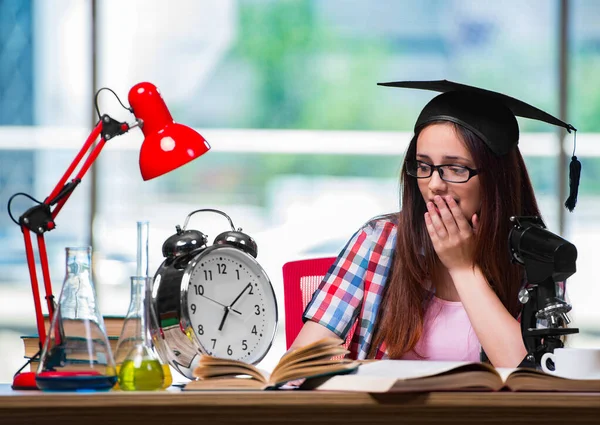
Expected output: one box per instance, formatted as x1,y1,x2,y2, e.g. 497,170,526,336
182,246,277,364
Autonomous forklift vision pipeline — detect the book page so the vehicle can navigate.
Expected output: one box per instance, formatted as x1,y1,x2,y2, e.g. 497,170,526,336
504,368,600,392
278,337,345,367
312,360,502,393
193,356,268,384
496,367,519,383
184,377,267,391
354,360,493,379
273,346,349,374
270,359,359,385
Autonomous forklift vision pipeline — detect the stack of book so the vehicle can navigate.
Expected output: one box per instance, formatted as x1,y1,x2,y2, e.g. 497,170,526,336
22,316,124,371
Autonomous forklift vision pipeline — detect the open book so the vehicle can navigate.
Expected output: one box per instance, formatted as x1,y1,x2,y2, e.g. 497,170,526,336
184,337,359,390
307,359,600,393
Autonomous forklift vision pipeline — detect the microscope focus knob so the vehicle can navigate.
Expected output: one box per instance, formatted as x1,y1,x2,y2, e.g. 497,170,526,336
518,288,530,304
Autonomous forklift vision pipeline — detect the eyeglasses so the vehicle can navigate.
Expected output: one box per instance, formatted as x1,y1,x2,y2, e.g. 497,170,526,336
406,160,479,183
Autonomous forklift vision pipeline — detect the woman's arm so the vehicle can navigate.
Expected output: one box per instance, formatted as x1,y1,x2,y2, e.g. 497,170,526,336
425,195,526,367
287,320,340,352
291,222,383,357
450,266,527,368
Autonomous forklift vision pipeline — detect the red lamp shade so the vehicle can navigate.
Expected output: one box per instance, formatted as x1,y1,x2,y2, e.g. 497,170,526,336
128,82,210,181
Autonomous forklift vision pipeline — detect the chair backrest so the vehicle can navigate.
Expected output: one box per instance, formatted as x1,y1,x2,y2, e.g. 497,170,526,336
282,257,356,351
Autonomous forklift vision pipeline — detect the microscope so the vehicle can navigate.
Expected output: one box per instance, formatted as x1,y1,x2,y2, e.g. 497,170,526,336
509,216,579,370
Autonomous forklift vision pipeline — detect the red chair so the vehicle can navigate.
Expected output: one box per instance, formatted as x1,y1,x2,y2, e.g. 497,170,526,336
282,257,357,351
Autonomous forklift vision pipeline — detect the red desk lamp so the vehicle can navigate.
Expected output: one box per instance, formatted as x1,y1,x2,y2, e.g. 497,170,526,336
8,82,210,389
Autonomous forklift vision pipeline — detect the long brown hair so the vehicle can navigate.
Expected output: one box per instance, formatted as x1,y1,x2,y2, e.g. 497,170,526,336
368,122,541,359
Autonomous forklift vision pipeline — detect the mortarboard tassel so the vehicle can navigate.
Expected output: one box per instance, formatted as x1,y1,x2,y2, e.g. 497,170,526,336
564,131,581,212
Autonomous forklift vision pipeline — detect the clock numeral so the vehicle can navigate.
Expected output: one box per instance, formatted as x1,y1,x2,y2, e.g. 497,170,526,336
194,284,205,295
251,325,257,335
227,345,233,356
248,285,254,295
217,263,227,274
211,338,217,349
197,324,204,335
242,340,248,350
235,270,240,280
254,304,260,315
203,270,213,281
190,304,197,314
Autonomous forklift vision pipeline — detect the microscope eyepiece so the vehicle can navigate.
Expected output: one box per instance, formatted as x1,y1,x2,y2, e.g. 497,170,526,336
509,216,577,281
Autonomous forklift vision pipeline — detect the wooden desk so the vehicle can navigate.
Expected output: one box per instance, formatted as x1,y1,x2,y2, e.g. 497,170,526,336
1,384,600,425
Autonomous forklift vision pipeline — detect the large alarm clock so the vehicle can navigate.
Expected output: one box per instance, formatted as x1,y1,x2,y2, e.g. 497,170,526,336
149,209,278,379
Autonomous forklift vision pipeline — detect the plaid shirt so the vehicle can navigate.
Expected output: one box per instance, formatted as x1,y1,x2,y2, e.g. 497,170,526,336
303,214,567,361
303,215,396,360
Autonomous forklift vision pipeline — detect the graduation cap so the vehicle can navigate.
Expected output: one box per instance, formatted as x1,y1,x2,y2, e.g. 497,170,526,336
378,79,580,212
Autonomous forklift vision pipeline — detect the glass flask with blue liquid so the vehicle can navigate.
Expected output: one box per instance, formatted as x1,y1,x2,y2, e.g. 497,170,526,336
35,246,118,391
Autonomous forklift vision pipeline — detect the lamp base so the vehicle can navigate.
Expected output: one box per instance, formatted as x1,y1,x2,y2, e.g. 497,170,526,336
12,371,38,390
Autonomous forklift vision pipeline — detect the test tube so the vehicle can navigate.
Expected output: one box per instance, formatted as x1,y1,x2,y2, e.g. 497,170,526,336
137,221,150,278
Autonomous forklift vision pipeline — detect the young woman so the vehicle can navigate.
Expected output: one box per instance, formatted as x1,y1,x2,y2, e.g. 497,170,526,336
290,81,577,368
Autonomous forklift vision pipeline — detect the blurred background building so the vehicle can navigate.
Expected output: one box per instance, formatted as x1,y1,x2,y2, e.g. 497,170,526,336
1,0,599,382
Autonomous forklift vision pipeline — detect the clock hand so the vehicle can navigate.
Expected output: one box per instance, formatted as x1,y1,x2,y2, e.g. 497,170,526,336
229,283,252,308
199,294,241,315
218,307,230,331
218,282,251,331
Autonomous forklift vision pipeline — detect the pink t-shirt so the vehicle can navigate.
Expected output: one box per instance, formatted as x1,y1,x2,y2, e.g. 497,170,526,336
389,296,481,361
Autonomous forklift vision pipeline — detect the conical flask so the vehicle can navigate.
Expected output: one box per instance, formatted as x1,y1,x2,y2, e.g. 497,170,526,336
36,246,117,391
114,276,146,373
118,276,164,390
137,220,173,388
114,221,172,388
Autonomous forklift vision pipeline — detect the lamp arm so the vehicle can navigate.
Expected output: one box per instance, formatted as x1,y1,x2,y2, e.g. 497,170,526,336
45,122,103,206
50,138,106,219
17,117,132,348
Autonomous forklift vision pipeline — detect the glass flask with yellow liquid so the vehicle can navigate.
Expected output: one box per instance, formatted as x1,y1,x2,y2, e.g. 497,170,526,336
115,275,167,390
114,222,172,389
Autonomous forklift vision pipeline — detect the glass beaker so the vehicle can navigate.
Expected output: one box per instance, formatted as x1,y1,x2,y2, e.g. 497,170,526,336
117,276,165,391
36,247,117,391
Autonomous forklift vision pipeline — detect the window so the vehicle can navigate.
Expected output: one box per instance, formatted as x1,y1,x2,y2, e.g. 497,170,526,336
1,0,599,382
